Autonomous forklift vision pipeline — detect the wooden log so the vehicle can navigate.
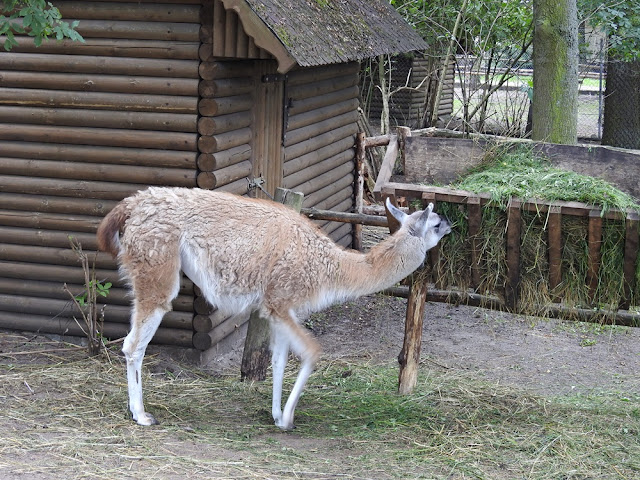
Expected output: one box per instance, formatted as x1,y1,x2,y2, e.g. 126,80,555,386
55,1,201,23
197,144,251,171
302,173,354,208
0,293,192,329
198,94,253,116
467,196,482,289
0,243,116,269
6,37,200,60
284,111,358,148
0,175,148,200
0,106,197,133
505,200,521,310
193,308,229,333
212,160,252,187
0,193,116,216
0,87,197,114
284,152,354,192
284,124,358,162
0,124,198,151
0,277,194,311
0,71,199,95
621,212,639,309
198,127,251,153
0,141,197,169
0,210,101,233
70,19,200,42
288,86,360,117
587,210,603,301
397,126,412,175
306,186,353,214
301,206,386,227
354,132,366,251
0,158,197,187
288,74,359,101
212,0,226,56
373,135,398,200
198,77,254,97
283,135,355,177
241,188,305,380
198,61,254,80
0,226,97,249
397,267,429,395
215,177,248,195
0,311,193,347
0,52,199,77
287,62,359,87
287,98,360,132
194,312,248,351
197,110,252,136
364,134,392,148
547,206,563,299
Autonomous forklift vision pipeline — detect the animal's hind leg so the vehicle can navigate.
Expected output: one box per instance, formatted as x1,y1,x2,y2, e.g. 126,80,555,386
122,261,180,425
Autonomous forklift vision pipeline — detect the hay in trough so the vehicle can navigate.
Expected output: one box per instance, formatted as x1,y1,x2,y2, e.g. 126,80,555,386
432,145,640,318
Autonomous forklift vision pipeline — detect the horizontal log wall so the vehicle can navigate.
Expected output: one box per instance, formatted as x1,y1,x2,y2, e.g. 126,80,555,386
0,0,203,346
283,63,360,245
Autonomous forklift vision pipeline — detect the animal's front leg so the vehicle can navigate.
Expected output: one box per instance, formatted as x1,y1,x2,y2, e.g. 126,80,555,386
270,325,290,427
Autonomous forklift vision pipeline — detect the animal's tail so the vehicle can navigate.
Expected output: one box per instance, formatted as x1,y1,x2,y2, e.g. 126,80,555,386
96,201,130,257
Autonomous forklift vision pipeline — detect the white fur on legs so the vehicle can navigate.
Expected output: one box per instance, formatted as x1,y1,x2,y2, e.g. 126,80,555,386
270,325,290,426
270,311,320,431
122,307,167,425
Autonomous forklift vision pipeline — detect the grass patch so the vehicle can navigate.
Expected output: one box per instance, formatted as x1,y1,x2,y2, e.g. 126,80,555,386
1,341,638,479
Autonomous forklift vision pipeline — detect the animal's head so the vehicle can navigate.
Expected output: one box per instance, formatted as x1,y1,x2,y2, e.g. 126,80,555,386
385,198,451,252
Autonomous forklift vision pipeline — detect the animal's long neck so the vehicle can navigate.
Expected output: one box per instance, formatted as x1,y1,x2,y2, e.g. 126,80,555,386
333,233,423,298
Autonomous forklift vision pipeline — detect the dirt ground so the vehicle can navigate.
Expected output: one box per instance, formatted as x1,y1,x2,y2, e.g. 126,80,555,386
308,294,640,397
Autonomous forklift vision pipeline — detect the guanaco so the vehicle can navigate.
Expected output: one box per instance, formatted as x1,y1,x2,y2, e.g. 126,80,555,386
97,187,451,429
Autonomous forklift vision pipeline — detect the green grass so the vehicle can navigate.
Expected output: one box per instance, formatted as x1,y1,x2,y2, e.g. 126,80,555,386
1,348,638,479
453,145,640,213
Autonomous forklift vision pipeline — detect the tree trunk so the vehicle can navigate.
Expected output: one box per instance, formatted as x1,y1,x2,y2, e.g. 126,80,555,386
531,0,578,144
601,58,640,150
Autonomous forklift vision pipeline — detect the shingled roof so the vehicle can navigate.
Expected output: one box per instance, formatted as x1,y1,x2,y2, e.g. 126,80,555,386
221,0,428,73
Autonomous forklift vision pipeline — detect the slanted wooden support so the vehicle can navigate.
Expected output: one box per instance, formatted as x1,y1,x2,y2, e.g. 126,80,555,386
241,188,304,381
547,206,563,300
621,212,639,309
505,199,521,310
467,196,482,289
587,209,603,301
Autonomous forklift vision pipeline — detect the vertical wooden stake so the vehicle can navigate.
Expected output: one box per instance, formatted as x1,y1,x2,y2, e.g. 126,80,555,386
467,196,482,290
547,206,563,301
621,211,638,310
353,132,366,251
241,188,304,381
398,270,429,395
505,199,521,310
587,209,603,303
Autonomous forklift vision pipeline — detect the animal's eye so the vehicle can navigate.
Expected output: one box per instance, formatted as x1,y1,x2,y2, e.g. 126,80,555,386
435,222,441,229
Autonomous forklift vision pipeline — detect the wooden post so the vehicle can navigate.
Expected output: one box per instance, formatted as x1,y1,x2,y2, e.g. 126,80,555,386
240,188,304,381
395,193,429,395
353,132,366,251
505,199,521,310
621,211,639,310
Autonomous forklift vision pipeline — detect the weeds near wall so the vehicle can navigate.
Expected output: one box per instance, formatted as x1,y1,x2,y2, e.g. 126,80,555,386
63,237,111,355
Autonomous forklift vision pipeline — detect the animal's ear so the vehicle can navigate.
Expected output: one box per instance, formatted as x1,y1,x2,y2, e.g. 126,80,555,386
410,203,435,236
385,197,407,223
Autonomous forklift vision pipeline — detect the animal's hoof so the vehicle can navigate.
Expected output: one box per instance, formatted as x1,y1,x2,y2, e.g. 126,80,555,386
135,412,159,426
275,419,295,431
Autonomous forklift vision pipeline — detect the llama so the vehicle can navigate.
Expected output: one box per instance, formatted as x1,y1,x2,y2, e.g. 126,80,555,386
96,187,451,429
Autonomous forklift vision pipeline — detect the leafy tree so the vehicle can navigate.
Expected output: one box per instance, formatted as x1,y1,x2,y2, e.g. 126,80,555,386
531,0,579,144
0,0,83,51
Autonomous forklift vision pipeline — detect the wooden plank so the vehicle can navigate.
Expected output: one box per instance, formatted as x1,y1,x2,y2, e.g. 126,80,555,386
547,206,563,300
621,212,639,309
373,135,398,200
587,210,603,301
467,196,482,289
505,200,521,310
